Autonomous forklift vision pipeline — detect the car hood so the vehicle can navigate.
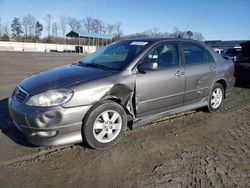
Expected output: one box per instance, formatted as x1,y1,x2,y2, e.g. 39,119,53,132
19,64,111,95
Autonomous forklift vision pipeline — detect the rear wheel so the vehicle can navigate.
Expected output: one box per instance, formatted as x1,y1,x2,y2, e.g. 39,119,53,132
207,83,224,112
82,100,127,149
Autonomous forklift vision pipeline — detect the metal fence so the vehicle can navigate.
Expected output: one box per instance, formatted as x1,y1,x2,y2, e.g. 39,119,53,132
0,41,97,53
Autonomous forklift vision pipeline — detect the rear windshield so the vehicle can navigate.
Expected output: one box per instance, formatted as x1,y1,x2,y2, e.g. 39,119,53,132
223,48,242,56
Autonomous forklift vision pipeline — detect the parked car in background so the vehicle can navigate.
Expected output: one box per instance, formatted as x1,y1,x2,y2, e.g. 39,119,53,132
234,41,250,82
8,38,235,149
223,47,242,61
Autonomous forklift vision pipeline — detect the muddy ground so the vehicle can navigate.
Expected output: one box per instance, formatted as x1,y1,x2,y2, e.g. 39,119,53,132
0,51,249,188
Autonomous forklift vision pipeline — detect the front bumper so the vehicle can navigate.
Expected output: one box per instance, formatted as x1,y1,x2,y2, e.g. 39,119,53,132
8,96,92,146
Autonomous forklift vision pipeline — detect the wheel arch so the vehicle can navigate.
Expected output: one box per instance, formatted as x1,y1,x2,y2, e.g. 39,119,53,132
215,79,227,98
101,95,134,120
82,95,133,126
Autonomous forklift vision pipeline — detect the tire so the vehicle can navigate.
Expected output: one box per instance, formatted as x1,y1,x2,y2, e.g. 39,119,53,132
82,100,127,149
207,83,224,112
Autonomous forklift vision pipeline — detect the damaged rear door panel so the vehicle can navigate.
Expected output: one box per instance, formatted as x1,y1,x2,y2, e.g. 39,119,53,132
182,42,216,105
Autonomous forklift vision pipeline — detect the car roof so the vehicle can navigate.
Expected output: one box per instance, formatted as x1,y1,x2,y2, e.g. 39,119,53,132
120,37,202,44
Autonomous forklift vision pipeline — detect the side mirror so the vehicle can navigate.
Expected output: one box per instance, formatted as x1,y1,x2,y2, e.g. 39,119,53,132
138,62,158,71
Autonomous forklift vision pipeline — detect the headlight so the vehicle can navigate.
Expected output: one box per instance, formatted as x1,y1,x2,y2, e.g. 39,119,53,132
26,89,73,107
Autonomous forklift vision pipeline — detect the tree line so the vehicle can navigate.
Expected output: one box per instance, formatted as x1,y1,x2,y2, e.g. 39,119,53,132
0,15,205,45
0,15,123,44
123,27,205,41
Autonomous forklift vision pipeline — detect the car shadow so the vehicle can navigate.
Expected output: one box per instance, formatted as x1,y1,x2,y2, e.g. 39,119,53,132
0,98,34,147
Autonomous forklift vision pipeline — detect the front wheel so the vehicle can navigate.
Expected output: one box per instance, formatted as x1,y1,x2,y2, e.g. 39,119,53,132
82,100,127,149
207,83,224,112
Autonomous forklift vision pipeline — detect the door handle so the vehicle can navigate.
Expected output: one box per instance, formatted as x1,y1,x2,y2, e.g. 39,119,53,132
209,66,215,71
175,70,185,77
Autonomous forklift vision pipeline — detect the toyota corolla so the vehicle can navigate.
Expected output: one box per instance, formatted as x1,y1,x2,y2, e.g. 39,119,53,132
8,38,235,149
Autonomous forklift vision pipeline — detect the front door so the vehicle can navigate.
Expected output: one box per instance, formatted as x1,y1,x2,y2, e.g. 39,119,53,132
135,42,185,118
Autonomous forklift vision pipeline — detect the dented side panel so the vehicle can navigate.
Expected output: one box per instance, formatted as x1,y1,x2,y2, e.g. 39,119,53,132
102,83,135,117
62,72,136,117
183,62,216,105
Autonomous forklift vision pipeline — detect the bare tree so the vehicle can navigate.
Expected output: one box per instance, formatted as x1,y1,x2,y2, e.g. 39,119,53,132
152,27,160,35
143,27,160,36
52,22,59,38
2,22,10,41
90,18,101,33
171,27,185,38
83,16,93,32
82,17,106,34
44,14,53,39
66,17,81,32
21,15,36,41
162,32,171,37
106,24,115,34
0,18,3,37
193,32,204,41
114,22,122,39
27,15,36,38
80,19,85,32
22,16,29,41
3,23,9,35
99,20,106,34
60,16,67,38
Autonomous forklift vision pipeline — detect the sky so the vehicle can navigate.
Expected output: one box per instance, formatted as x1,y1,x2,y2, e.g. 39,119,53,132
0,0,249,40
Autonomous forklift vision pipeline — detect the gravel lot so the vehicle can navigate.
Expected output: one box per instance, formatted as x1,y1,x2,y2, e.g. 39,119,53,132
0,51,249,188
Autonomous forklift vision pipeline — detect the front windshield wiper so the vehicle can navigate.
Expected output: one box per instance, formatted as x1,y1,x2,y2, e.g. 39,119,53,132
78,61,111,71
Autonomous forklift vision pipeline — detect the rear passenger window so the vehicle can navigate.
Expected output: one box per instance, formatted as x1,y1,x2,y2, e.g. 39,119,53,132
183,43,207,64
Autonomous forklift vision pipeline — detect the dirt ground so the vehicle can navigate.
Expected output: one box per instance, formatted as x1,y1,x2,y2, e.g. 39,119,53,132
0,52,249,188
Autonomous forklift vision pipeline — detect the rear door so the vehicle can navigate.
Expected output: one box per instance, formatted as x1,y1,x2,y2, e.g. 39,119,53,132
135,42,185,118
182,42,216,105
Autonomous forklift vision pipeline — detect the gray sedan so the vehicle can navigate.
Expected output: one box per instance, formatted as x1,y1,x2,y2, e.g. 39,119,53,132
8,38,235,149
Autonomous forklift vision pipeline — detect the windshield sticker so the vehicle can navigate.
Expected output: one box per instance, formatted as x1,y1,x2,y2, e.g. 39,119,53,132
130,41,148,46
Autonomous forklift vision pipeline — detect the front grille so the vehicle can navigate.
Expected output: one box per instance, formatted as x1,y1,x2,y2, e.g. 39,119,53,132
15,86,29,103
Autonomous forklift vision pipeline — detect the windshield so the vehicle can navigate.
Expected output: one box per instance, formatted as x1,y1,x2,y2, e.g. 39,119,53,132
79,41,150,71
223,48,242,56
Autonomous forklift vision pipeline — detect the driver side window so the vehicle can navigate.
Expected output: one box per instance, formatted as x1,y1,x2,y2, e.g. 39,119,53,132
142,43,179,69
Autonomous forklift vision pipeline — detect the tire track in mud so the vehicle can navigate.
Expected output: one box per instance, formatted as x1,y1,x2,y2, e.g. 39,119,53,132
0,145,72,167
134,102,250,188
135,145,249,188
227,110,250,139
223,107,250,187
